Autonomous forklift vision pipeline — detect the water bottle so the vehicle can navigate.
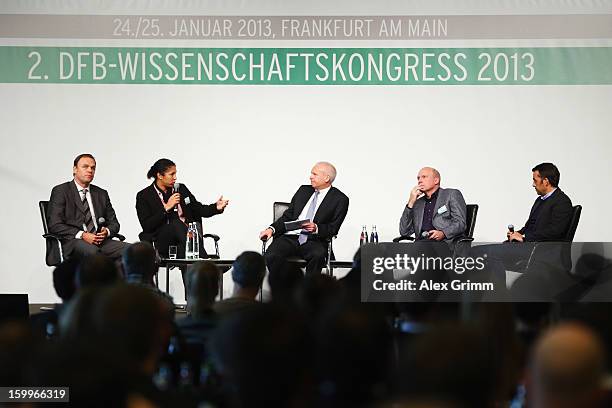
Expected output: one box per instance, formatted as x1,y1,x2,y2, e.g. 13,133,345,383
185,223,195,259
193,223,200,259
371,225,379,243
360,225,369,246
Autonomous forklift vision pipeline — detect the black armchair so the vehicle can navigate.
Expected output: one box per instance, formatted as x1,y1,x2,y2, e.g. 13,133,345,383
39,200,126,267
517,205,582,272
392,204,479,255
265,201,335,275
196,222,221,259
39,201,63,267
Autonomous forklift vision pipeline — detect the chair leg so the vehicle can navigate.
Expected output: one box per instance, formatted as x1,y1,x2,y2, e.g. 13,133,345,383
57,238,64,263
326,240,333,277
166,264,170,294
259,240,268,301
218,270,224,300
152,241,159,288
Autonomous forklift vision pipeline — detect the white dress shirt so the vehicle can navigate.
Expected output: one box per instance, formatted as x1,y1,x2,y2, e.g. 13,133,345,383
285,186,331,235
74,180,106,239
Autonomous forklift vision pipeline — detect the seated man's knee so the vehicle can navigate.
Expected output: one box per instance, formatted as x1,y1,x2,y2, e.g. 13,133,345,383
304,245,326,261
73,241,100,257
265,247,285,265
264,251,276,265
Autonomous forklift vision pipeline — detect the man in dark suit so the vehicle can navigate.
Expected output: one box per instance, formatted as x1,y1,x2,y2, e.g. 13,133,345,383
260,162,349,276
472,162,574,280
508,163,573,243
48,154,129,261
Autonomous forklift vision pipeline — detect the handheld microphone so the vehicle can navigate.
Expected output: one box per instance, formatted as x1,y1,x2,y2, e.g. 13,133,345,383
421,231,430,239
96,217,106,234
172,182,180,212
507,224,516,242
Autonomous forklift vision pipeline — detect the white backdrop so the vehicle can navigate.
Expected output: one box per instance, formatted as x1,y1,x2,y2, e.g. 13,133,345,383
1,1,611,302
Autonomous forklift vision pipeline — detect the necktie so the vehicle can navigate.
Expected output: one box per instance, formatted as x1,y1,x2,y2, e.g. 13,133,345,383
299,191,319,245
82,189,96,233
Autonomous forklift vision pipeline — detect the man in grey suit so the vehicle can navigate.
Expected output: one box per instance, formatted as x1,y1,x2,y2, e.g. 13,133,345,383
48,153,129,261
399,167,467,247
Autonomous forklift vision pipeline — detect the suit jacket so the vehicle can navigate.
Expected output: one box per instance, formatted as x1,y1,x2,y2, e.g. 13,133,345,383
518,188,573,242
136,183,222,242
399,187,467,244
48,181,121,243
271,185,349,242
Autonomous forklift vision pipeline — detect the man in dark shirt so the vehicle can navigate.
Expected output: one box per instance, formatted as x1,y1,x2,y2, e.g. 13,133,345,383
507,163,573,243
395,168,467,299
472,163,574,281
399,167,467,246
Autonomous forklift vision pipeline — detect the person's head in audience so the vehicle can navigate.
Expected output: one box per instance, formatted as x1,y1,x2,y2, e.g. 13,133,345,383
53,257,79,303
122,241,157,285
186,260,220,318
314,302,392,406
268,261,303,305
399,323,497,407
295,274,342,321
53,286,167,407
211,304,310,407
474,303,522,402
0,321,43,387
36,332,151,407
529,322,607,408
58,287,104,342
230,251,266,299
532,162,560,196
76,254,120,289
93,285,173,376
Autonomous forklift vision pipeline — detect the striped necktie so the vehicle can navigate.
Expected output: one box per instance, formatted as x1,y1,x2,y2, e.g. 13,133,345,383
81,188,96,233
